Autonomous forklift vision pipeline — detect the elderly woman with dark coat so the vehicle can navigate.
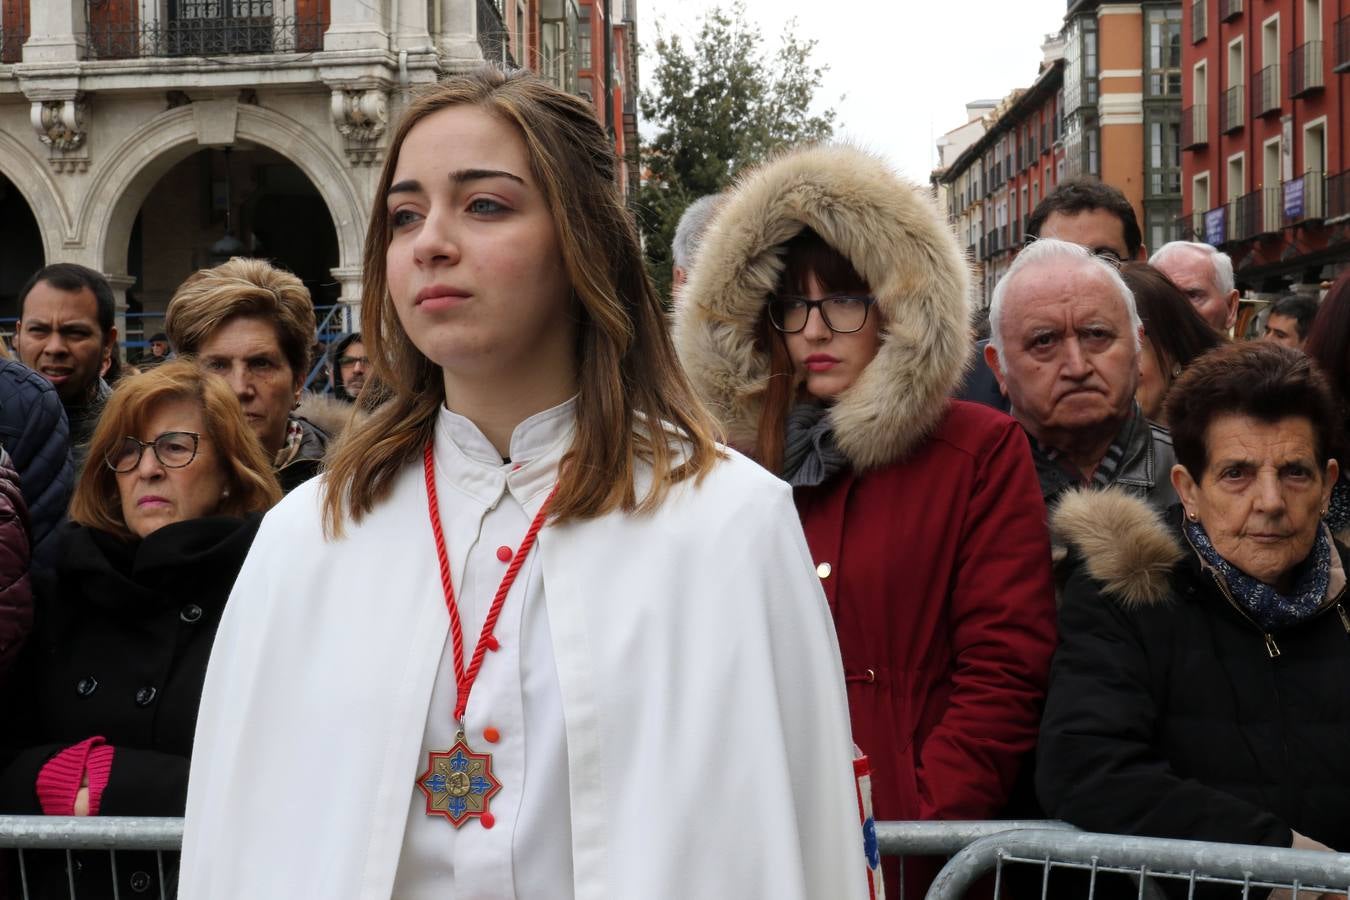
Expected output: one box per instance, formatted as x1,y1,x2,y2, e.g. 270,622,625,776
0,359,281,898
1039,341,1350,860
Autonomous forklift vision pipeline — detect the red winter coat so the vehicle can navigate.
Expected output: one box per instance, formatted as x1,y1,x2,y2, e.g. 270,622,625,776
796,401,1056,824
676,144,1058,893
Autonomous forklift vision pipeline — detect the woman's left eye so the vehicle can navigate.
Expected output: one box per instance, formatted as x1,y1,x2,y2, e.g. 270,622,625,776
468,198,504,214
390,209,420,228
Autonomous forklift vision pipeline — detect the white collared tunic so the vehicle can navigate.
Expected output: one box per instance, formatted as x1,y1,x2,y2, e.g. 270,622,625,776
392,401,576,898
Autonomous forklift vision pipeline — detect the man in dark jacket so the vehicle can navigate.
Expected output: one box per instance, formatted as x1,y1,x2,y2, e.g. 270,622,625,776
0,358,74,560
13,264,116,461
959,178,1147,411
984,238,1177,513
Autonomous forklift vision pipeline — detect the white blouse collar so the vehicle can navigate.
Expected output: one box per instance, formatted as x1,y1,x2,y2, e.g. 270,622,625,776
433,397,577,510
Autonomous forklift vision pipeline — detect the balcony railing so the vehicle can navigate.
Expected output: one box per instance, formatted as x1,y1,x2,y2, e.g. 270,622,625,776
1181,104,1208,148
83,0,329,60
1290,41,1325,96
476,0,515,67
1328,170,1350,220
1191,0,1207,42
1338,17,1350,72
1253,65,1281,116
1219,0,1241,21
1221,84,1245,133
1229,188,1283,241
1174,213,1197,242
1,0,28,63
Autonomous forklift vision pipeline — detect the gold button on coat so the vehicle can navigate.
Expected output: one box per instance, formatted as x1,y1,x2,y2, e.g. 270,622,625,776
816,562,832,579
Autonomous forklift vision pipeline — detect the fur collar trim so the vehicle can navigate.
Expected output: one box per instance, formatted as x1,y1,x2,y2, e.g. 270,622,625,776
1051,487,1184,607
295,391,364,442
673,144,972,469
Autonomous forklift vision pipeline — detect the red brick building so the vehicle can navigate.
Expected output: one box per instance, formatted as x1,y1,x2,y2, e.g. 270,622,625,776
1179,0,1350,290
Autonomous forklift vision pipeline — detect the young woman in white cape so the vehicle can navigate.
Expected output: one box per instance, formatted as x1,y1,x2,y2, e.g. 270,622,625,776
178,69,867,899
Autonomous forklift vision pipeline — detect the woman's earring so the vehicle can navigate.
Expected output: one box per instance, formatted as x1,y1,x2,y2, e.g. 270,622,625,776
1187,510,1198,521
1171,364,1183,378
222,488,231,499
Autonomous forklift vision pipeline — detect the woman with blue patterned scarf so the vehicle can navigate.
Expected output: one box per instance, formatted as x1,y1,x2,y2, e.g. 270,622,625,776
1038,342,1350,881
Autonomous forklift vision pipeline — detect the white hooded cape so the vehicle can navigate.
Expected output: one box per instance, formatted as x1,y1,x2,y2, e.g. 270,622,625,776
179,445,868,899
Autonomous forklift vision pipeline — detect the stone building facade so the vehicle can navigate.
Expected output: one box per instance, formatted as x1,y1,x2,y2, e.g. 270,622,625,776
0,0,637,351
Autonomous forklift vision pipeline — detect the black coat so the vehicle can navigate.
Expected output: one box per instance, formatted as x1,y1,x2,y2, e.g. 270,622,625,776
1038,489,1350,851
0,514,260,898
0,360,73,563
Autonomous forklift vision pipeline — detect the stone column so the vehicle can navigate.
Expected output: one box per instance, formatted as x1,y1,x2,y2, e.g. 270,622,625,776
23,0,85,64
324,0,390,53
330,266,363,331
104,273,137,361
393,0,433,51
435,0,484,70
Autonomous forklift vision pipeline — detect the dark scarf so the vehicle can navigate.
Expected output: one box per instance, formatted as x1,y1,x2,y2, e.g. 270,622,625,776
1184,517,1334,632
781,403,849,488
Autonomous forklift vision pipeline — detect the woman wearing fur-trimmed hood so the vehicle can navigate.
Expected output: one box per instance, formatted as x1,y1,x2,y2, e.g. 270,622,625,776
675,144,1059,891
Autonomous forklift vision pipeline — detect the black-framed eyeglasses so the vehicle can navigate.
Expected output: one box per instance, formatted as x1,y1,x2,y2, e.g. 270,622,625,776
105,432,201,473
337,355,368,369
767,295,876,334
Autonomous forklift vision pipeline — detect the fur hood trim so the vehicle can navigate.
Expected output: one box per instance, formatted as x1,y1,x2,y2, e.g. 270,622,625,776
295,391,364,441
1051,487,1185,607
673,144,972,469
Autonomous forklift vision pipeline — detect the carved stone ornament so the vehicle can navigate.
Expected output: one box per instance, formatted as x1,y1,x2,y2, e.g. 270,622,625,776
31,98,88,152
331,89,387,142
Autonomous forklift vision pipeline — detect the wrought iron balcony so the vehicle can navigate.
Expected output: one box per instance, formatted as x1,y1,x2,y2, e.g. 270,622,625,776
1174,212,1204,242
1220,84,1244,133
987,228,1002,256
1290,41,1325,96
1219,0,1241,22
1228,187,1282,241
1,0,28,64
1338,17,1350,73
83,0,329,60
1191,0,1207,43
476,0,515,67
1181,104,1208,149
1252,65,1281,117
1328,170,1350,220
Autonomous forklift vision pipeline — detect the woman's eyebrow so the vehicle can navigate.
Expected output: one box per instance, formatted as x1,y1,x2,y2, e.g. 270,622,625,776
449,168,526,185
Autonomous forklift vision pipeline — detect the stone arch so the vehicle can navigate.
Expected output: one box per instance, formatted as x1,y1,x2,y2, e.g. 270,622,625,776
0,130,73,263
85,102,365,281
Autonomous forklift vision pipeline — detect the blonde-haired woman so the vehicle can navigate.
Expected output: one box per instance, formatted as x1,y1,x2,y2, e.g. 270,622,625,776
166,256,351,493
0,360,280,898
180,69,867,899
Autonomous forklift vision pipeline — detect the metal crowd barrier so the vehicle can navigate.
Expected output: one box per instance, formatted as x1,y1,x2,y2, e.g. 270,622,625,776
0,815,182,900
3,818,1350,899
929,828,1350,900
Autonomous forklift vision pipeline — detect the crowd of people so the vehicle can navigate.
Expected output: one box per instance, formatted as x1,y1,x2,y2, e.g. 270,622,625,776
0,65,1348,899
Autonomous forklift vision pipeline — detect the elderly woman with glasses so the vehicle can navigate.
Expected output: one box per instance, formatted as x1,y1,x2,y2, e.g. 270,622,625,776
1040,342,1350,860
677,144,1058,893
0,359,280,898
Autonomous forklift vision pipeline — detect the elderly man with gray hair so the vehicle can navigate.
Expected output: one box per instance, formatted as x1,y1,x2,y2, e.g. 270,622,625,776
1150,241,1240,334
985,238,1178,511
670,194,723,299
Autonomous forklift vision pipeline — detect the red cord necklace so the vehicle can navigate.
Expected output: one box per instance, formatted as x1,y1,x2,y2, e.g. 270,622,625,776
414,441,556,829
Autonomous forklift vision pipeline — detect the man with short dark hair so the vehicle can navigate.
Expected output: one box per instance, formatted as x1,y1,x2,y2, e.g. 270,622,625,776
14,264,117,458
961,179,1146,410
1263,294,1319,350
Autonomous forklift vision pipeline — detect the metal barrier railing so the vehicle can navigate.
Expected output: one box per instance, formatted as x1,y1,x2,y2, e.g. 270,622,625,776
929,828,1350,900
5,818,1350,900
0,815,182,900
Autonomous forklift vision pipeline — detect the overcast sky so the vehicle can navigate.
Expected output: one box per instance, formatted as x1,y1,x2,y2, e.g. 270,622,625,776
637,0,1071,184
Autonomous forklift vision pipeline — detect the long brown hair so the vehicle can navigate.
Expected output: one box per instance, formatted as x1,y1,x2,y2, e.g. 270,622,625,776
754,227,870,472
322,68,720,537
70,359,282,537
